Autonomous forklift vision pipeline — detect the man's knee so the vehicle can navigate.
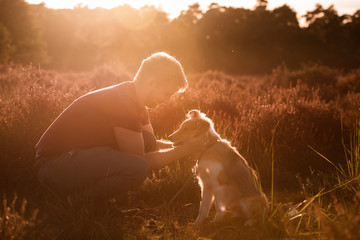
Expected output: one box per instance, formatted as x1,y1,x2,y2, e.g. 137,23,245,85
128,156,149,184
37,163,70,196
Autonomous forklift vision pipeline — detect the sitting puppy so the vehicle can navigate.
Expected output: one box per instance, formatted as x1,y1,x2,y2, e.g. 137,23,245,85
169,110,268,226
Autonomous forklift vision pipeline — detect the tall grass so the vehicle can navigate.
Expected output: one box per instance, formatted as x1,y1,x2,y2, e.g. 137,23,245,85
342,121,360,184
0,194,40,240
277,120,360,239
0,63,360,239
310,120,360,194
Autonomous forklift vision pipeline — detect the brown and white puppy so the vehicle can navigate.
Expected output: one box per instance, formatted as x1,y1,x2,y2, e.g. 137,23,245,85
169,110,268,226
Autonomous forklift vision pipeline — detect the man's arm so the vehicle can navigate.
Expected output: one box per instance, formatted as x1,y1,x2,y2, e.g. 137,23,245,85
114,127,206,169
142,123,173,150
156,139,174,150
144,143,199,169
142,123,154,134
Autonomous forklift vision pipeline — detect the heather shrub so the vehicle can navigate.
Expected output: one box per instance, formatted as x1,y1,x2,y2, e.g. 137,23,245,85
1,64,359,239
271,65,360,102
271,63,340,88
1,65,355,192
0,64,90,193
337,68,360,94
337,92,360,126
150,71,350,188
89,63,132,89
0,194,42,240
321,194,360,240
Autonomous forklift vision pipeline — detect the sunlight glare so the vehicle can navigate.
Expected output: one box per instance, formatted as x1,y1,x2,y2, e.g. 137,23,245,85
26,0,152,10
26,0,360,21
220,206,226,212
26,0,259,19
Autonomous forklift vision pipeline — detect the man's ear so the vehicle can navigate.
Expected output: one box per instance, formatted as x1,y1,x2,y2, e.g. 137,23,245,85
187,109,202,119
198,120,211,132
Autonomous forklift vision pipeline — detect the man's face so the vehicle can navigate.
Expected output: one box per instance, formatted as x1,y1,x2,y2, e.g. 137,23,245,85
146,84,177,108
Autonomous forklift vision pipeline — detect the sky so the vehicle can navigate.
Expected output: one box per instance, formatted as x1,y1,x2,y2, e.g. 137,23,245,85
26,0,360,20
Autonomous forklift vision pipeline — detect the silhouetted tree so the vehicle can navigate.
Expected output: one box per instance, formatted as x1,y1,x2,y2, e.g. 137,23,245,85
257,0,268,9
270,5,304,68
0,0,48,64
163,3,203,71
1,1,359,73
304,4,359,69
0,22,12,62
345,10,360,68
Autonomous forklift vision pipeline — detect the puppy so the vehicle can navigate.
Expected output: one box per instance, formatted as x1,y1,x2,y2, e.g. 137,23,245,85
169,110,268,226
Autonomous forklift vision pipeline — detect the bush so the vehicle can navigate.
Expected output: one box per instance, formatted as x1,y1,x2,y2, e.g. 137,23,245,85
0,64,90,194
271,63,341,88
0,64,359,239
0,194,40,240
150,71,350,188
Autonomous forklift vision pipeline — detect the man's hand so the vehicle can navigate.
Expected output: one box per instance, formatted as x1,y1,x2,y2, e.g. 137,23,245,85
156,139,174,150
114,127,209,170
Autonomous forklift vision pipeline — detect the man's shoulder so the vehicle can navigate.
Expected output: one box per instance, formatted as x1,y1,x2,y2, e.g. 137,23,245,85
79,81,136,106
87,81,134,96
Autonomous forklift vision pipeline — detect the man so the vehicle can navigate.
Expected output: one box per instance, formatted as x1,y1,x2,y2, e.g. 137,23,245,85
35,52,205,206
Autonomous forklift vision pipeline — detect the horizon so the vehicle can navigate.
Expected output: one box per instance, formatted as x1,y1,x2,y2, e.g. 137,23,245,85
26,0,360,21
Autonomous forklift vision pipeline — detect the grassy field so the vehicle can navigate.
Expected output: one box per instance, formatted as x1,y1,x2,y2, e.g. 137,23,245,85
1,63,360,239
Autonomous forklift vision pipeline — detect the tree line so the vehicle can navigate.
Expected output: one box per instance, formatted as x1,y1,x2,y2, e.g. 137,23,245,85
0,0,359,74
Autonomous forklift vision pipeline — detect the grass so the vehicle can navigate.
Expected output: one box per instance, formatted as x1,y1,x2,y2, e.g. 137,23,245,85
0,194,40,240
309,120,360,194
0,63,360,239
286,119,360,240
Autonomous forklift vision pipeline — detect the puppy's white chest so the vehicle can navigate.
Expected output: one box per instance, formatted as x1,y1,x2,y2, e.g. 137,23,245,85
197,160,223,187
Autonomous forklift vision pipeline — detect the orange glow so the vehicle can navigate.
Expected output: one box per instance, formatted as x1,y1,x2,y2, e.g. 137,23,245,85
25,0,359,20
25,1,256,19
26,0,360,19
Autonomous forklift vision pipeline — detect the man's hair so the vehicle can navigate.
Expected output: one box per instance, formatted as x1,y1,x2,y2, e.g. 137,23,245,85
134,52,188,93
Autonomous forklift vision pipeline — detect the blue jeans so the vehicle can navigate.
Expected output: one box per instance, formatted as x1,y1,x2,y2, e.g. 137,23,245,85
37,130,156,201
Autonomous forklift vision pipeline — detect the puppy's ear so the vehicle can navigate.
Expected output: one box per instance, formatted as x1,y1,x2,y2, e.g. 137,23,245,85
187,109,203,119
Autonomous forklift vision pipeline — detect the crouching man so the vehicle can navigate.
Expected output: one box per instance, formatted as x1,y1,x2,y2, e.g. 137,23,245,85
35,52,205,209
